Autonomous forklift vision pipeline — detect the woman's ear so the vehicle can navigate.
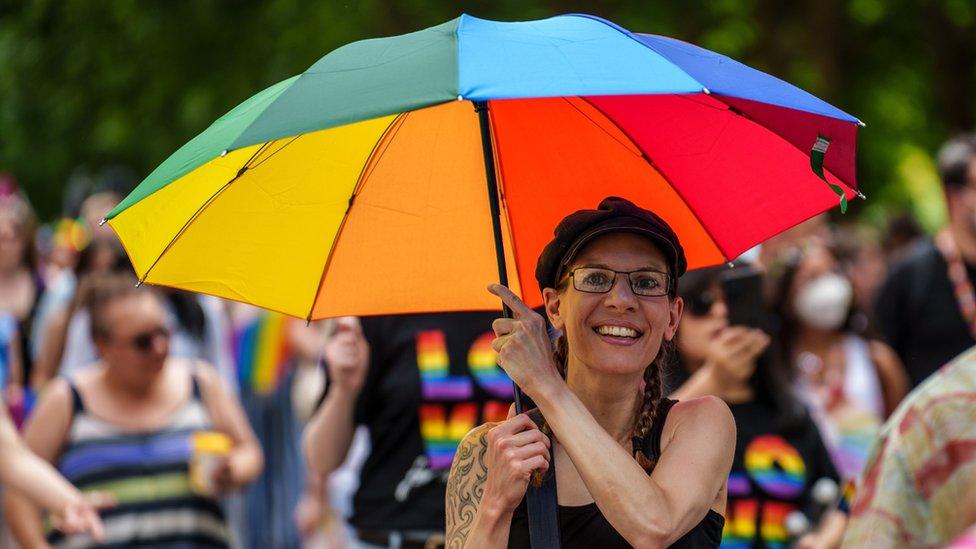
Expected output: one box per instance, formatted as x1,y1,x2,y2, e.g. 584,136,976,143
664,296,684,341
542,288,564,331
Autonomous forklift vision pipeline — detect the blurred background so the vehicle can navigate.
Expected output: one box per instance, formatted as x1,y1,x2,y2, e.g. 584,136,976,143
1,0,974,231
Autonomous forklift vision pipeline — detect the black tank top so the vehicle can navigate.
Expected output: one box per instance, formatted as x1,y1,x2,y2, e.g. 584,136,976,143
508,399,724,548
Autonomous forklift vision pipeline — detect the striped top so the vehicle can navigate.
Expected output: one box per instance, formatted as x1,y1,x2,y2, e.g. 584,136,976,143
49,374,232,548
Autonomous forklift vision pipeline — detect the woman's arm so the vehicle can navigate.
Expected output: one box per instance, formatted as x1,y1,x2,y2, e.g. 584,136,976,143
540,387,734,546
446,415,550,549
302,317,368,476
195,363,264,490
868,340,909,417
4,380,82,546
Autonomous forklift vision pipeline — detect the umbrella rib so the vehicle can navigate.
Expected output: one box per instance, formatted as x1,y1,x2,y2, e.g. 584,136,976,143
579,97,732,264
138,145,270,285
302,113,408,322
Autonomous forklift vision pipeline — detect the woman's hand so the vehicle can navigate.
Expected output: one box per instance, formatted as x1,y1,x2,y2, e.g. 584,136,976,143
482,410,551,513
487,284,561,397
323,317,369,397
704,327,769,382
51,491,114,544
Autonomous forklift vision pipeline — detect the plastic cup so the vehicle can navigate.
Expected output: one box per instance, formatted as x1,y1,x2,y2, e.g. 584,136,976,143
189,431,233,496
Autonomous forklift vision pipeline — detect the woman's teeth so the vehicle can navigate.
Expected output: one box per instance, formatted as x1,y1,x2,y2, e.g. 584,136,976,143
595,325,640,338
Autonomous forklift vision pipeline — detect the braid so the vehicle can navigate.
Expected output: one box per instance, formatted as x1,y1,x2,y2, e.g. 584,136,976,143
632,339,675,473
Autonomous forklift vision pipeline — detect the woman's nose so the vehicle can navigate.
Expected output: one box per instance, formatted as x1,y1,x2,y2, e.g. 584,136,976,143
604,274,638,309
711,297,729,319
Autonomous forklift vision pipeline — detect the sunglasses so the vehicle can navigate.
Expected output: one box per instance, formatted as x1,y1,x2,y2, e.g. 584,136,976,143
683,289,721,316
118,326,170,352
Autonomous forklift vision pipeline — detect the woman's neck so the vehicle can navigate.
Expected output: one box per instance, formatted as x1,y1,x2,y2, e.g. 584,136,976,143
565,360,643,442
101,365,161,399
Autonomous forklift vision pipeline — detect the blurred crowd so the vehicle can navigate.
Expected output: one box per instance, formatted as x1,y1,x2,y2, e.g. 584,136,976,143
0,132,972,548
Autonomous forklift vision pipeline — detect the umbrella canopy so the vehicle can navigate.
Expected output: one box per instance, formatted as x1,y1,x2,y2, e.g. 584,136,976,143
106,13,861,320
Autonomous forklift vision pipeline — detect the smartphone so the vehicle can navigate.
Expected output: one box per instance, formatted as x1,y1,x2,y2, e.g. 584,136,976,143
721,266,765,329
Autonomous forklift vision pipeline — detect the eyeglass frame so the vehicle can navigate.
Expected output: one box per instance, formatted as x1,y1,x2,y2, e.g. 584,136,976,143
562,266,674,297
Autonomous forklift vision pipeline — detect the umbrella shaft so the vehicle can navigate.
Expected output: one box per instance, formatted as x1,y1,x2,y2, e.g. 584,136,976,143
474,100,526,415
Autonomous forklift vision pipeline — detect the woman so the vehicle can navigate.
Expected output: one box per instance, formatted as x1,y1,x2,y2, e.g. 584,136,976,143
0,189,42,399
671,265,846,549
769,241,908,481
446,197,734,548
5,272,263,548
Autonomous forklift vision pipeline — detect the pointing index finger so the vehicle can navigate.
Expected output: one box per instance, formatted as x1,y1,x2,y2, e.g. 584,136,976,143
487,284,534,318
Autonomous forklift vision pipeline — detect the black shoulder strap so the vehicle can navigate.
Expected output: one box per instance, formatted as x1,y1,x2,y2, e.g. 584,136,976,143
525,405,562,549
68,382,86,415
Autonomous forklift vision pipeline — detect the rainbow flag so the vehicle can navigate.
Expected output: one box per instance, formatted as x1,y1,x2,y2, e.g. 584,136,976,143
232,312,292,394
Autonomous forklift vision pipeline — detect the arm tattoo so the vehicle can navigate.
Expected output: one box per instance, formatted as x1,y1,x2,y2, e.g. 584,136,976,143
446,424,492,549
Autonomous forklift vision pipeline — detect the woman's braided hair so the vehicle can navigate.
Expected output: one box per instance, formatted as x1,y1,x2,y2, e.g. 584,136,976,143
551,333,676,474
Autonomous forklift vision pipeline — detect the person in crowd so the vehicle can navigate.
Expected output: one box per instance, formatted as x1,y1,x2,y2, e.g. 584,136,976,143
304,306,512,548
769,240,909,481
446,197,733,547
227,303,322,549
30,191,120,366
0,186,43,401
842,344,976,547
33,234,131,385
874,133,976,387
829,225,888,337
671,264,846,548
4,272,263,548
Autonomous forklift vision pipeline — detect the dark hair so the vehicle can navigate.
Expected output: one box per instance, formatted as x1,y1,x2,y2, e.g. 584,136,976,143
938,133,976,189
74,236,132,276
164,291,207,342
84,272,160,341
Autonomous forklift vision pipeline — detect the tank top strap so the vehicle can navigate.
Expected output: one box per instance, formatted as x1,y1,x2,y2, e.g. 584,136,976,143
645,398,678,461
67,382,86,415
190,371,203,401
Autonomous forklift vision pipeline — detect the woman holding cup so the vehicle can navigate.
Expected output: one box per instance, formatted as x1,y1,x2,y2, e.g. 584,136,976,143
5,272,263,548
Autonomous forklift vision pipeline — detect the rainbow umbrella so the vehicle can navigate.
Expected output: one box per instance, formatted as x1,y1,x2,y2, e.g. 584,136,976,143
105,13,861,324
106,15,862,545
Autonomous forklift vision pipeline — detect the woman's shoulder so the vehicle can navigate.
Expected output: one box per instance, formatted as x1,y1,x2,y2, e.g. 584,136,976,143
663,396,735,450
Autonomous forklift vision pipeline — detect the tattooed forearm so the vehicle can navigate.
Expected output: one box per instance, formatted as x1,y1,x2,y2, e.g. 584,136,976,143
446,424,492,549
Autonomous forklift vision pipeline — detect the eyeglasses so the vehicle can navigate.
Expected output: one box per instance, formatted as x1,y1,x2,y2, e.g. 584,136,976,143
567,267,670,297
118,326,170,352
684,289,721,316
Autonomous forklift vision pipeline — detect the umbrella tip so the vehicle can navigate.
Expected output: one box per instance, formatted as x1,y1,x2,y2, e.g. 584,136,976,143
727,261,734,268
857,120,866,128
457,95,464,101
98,218,107,227
220,149,228,157
857,190,867,200
135,280,143,288
703,87,712,95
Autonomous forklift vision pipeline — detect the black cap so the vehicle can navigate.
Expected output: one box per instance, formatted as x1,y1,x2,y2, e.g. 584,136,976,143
535,196,687,292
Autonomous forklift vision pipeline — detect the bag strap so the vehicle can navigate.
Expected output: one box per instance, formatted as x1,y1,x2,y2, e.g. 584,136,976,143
525,405,562,549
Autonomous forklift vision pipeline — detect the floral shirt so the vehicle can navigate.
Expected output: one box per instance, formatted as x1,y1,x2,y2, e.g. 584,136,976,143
842,346,976,548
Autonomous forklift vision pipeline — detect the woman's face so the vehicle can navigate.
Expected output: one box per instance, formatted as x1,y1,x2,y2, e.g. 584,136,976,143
543,232,683,377
0,214,28,272
676,280,729,368
97,293,170,381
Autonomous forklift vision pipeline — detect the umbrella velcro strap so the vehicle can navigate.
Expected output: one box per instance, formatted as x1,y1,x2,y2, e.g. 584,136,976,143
810,134,847,214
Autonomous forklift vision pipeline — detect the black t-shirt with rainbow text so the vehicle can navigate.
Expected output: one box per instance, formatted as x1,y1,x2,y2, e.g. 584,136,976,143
722,399,839,549
349,312,513,531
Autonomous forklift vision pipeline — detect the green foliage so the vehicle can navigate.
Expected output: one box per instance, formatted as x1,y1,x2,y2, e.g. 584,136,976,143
1,0,974,228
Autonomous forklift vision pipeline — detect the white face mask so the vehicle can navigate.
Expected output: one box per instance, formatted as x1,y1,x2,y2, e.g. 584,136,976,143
793,273,853,331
